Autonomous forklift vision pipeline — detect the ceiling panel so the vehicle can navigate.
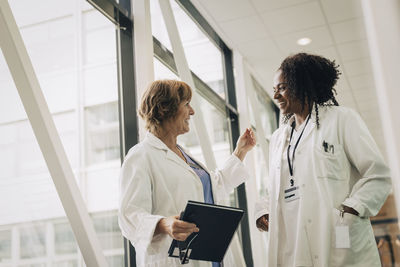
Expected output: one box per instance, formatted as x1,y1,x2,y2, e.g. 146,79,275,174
348,74,375,90
320,0,363,23
274,26,333,54
198,0,256,22
219,16,268,44
342,58,372,76
250,0,313,13
337,40,370,62
313,46,341,62
260,1,325,35
237,38,280,61
330,18,366,44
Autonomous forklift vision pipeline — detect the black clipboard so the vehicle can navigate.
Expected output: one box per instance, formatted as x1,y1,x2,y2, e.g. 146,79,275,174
168,200,244,264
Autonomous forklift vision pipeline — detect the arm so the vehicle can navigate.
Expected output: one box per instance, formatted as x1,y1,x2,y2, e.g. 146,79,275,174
341,110,392,217
118,148,165,253
118,147,199,253
233,128,256,161
212,128,256,199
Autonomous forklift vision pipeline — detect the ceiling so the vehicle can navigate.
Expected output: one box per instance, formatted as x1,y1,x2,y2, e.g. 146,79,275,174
190,0,386,156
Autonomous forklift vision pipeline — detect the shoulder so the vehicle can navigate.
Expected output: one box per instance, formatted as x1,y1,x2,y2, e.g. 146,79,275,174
319,105,360,122
123,141,153,168
270,123,287,144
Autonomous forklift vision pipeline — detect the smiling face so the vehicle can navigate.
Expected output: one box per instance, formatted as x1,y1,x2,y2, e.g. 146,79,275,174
273,70,302,115
169,99,195,135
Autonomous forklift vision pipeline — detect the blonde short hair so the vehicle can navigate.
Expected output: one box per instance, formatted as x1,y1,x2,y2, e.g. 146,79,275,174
139,80,192,133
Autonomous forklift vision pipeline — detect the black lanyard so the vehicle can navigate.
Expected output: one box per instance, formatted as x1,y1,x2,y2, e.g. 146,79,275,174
287,115,311,179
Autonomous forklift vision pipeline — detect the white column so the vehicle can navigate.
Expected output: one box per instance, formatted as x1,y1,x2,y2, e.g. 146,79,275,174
132,0,155,140
158,0,217,170
234,52,268,267
362,0,400,218
0,1,108,266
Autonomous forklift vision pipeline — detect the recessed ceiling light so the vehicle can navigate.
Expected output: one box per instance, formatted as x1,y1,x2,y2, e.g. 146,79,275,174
297,37,312,46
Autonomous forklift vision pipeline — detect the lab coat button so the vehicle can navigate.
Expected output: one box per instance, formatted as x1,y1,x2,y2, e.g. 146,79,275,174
308,219,312,224
314,255,318,260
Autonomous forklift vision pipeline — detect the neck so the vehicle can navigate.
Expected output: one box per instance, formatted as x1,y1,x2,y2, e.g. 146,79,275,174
152,128,178,151
294,106,311,130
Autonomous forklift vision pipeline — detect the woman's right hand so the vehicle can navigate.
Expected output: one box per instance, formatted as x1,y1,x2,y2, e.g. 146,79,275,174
155,215,200,241
256,214,269,232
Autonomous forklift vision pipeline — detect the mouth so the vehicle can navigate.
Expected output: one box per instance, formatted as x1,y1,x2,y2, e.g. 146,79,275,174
277,101,285,108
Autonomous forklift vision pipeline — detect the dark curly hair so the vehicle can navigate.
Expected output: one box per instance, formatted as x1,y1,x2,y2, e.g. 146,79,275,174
279,52,341,128
139,80,192,134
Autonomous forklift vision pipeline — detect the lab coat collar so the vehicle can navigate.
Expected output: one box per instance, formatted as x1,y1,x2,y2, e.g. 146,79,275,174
144,132,200,177
144,131,169,151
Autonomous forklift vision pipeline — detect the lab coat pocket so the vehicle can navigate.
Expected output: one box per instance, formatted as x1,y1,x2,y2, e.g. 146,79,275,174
315,145,345,180
331,209,376,266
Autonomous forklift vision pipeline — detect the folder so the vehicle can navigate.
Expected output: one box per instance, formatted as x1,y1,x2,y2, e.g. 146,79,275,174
168,200,244,264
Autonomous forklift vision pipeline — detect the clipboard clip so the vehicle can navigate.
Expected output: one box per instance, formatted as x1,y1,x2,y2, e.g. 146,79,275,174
179,233,199,264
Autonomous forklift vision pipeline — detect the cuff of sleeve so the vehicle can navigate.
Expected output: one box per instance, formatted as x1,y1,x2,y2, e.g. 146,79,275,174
342,198,365,217
229,153,244,166
254,209,268,225
136,215,165,255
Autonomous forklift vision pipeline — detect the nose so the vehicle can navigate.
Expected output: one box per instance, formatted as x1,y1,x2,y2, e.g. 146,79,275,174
273,90,280,99
189,104,195,115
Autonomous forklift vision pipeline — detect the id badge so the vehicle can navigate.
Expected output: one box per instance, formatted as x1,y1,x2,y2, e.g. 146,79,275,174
335,210,350,248
284,186,299,202
335,225,350,248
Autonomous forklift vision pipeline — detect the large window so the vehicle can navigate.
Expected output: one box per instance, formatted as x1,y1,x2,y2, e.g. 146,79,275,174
0,1,122,266
150,0,226,98
249,78,278,197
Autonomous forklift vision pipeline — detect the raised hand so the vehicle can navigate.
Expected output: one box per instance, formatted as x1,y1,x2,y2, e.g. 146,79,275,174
234,128,256,161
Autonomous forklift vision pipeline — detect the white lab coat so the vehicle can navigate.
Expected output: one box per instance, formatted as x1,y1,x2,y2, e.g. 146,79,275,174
118,132,249,267
256,106,391,267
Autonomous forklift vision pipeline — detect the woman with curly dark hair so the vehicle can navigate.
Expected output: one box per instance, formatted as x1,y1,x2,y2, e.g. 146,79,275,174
255,53,391,266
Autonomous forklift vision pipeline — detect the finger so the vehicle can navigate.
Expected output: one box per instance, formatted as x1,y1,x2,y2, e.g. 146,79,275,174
173,231,197,241
174,220,198,229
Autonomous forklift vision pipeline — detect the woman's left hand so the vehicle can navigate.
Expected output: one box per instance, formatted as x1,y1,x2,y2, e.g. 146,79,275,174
234,128,256,161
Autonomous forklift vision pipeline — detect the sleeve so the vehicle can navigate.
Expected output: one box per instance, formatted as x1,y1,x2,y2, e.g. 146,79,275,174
341,109,392,217
118,147,165,255
254,199,269,226
211,154,250,201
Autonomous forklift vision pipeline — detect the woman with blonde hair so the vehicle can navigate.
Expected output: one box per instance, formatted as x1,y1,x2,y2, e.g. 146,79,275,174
119,79,256,267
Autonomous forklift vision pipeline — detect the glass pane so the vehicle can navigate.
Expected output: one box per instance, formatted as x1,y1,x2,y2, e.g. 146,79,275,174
150,0,225,98
52,260,78,267
178,93,231,168
0,1,123,265
248,79,278,198
154,57,178,80
20,225,46,259
18,264,46,267
0,230,11,260
54,222,78,255
106,255,124,267
85,102,120,165
92,213,123,250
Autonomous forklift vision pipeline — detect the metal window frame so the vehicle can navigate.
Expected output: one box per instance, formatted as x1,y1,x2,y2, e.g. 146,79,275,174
0,1,108,266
